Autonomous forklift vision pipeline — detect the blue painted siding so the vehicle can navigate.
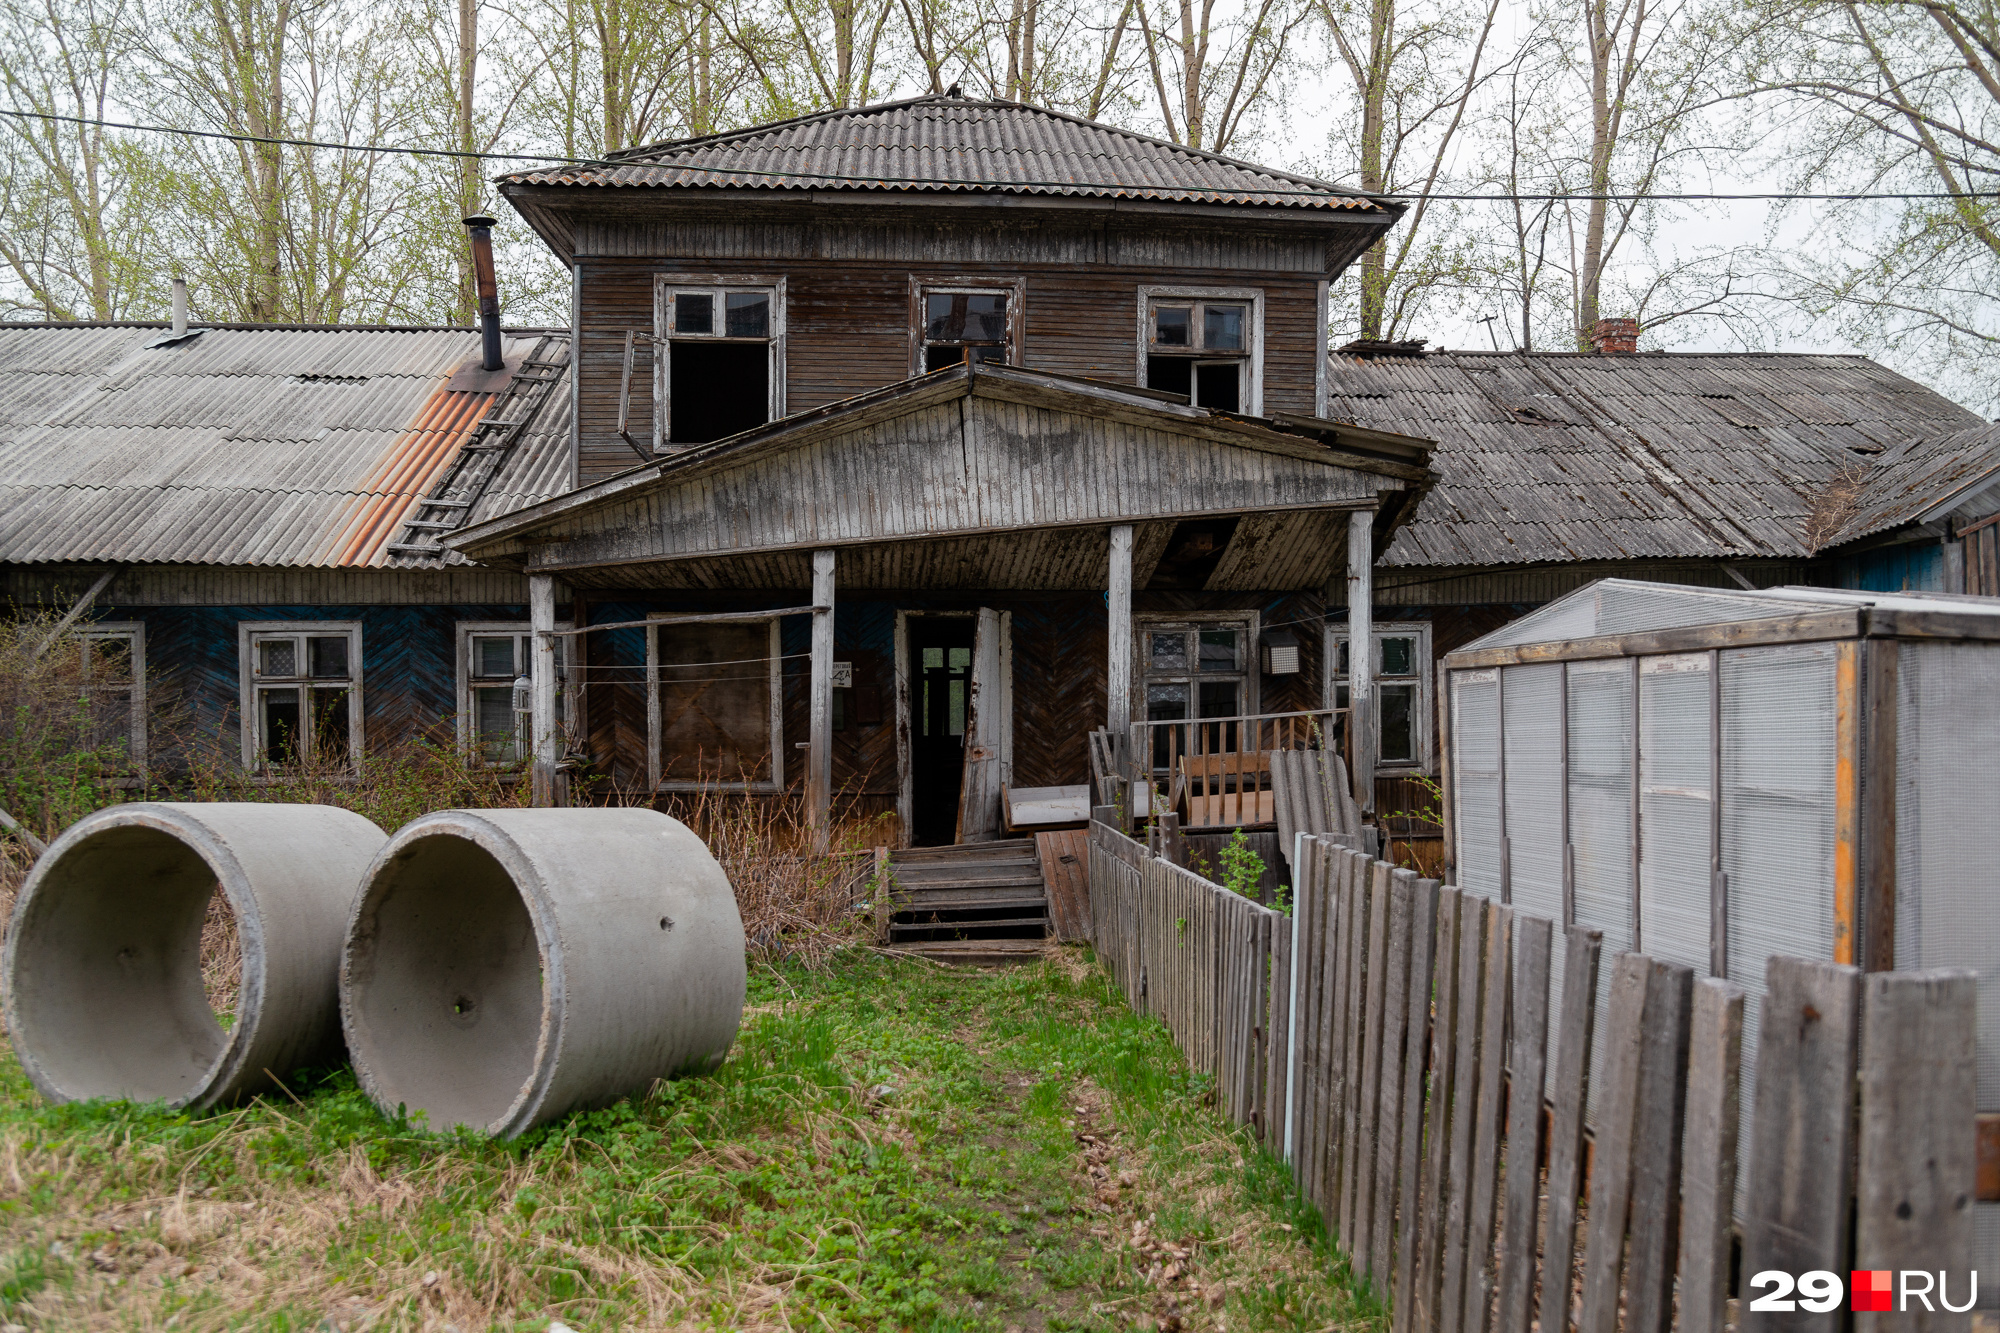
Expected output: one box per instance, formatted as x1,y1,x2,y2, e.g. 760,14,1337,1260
1827,543,1945,593
106,602,528,761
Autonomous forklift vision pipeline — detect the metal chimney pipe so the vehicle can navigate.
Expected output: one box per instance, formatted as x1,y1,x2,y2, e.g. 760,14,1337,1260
170,279,187,338
463,215,504,371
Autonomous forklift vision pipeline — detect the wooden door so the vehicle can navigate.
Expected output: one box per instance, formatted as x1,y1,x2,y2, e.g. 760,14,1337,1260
956,607,1006,843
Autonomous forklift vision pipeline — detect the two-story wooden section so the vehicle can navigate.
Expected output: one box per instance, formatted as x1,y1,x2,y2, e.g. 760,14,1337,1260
460,94,1437,843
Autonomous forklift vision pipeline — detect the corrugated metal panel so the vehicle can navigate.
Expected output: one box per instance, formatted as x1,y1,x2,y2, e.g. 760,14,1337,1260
508,96,1387,214
1567,656,1635,1119
1721,640,1840,1216
1896,641,2000,1106
0,326,572,570
1453,668,1502,899
1457,578,1852,655
1329,350,1988,570
1638,653,1713,974
1503,662,1567,1069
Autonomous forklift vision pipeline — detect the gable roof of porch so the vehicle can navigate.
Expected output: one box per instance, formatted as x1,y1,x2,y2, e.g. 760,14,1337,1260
446,362,1435,592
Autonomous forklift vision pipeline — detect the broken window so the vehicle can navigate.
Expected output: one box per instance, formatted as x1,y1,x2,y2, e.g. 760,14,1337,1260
1329,621,1434,770
241,623,361,770
78,623,145,778
656,279,783,448
920,288,1012,371
1136,618,1254,772
1140,290,1261,412
650,617,783,791
456,622,572,765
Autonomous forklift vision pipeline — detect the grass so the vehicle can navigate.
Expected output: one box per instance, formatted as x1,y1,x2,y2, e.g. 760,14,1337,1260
0,947,1380,1332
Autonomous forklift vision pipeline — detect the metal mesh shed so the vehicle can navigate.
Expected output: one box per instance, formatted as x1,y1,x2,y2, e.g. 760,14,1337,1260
1443,578,2000,1286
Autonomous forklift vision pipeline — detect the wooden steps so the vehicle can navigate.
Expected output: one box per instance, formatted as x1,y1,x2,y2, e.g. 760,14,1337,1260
884,839,1049,959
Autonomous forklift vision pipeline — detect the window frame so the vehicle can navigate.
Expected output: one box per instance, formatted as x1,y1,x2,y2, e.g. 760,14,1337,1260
1327,620,1435,773
907,274,1027,377
78,621,146,781
1132,612,1261,772
237,620,364,770
651,273,788,452
647,613,786,793
1135,284,1265,414
455,620,577,767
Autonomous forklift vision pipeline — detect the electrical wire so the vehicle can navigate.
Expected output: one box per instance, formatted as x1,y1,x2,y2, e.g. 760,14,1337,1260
4,107,1995,204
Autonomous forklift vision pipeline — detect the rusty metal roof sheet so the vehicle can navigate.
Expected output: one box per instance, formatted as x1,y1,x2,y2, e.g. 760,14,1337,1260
0,324,571,569
502,95,1393,213
1321,349,1991,567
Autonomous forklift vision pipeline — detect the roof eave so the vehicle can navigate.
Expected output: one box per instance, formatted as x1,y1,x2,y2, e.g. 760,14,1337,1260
446,364,1434,563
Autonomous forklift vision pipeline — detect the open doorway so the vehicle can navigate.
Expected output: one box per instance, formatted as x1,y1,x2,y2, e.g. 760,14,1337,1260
906,616,976,846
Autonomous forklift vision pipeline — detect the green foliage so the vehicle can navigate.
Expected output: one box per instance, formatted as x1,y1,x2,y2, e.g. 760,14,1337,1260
0,952,1375,1329
1220,827,1265,901
0,613,134,842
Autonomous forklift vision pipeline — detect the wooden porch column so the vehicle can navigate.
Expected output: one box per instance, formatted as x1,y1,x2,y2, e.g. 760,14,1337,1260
1347,509,1376,816
1107,524,1133,736
809,549,836,844
529,572,559,807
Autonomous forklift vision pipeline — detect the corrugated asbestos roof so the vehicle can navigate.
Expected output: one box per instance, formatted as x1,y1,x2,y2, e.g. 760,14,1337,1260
1320,350,1994,568
501,95,1392,213
0,324,571,569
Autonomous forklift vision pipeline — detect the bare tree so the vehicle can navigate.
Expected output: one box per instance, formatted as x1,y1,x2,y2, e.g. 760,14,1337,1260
1131,0,1307,153
0,0,150,318
1316,0,1500,337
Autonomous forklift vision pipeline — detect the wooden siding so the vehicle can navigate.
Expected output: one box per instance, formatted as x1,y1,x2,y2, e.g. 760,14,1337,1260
535,395,1383,575
6,565,538,608
576,257,1326,484
104,601,525,767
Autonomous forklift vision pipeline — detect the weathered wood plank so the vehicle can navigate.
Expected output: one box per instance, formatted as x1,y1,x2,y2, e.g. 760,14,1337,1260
1438,890,1490,1333
1413,886,1463,1333
1392,878,1441,1332
1540,926,1603,1333
1372,868,1418,1286
1623,959,1693,1333
1459,901,1512,1333
1494,913,1553,1333
1678,977,1745,1333
1334,848,1367,1236
1352,859,1394,1279
1740,956,1862,1333
1578,952,1651,1333
1855,969,1979,1333
1035,829,1092,941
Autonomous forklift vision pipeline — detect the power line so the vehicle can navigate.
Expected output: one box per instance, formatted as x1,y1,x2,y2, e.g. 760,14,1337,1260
4,107,1996,204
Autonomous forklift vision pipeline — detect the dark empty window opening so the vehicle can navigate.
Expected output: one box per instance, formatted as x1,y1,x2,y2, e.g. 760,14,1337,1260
670,343,769,445
1145,516,1241,590
1145,298,1250,410
664,285,777,447
921,289,1011,372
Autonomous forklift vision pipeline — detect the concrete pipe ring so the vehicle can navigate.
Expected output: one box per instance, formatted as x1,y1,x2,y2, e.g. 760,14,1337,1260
339,808,746,1138
2,802,388,1109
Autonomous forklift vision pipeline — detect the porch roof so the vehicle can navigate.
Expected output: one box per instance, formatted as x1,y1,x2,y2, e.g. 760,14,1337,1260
446,363,1435,592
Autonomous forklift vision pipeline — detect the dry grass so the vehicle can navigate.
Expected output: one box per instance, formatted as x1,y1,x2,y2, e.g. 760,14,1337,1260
0,950,1376,1332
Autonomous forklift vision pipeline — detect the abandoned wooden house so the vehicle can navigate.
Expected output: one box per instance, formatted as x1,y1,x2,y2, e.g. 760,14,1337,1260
9,93,2000,893
0,319,574,771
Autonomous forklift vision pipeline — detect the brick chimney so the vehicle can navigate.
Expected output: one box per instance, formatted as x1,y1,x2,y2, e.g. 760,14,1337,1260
1591,317,1639,354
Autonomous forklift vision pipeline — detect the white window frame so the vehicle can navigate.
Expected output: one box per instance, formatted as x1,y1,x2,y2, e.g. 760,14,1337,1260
455,621,576,766
78,621,146,780
907,274,1027,376
1328,620,1434,772
1135,284,1265,415
238,621,364,770
647,613,786,793
651,273,787,452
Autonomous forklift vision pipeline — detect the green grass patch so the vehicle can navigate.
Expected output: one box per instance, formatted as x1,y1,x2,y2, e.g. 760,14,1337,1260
0,948,1378,1331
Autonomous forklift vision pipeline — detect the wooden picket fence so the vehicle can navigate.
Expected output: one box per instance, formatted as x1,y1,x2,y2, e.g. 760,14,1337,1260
1085,818,1986,1333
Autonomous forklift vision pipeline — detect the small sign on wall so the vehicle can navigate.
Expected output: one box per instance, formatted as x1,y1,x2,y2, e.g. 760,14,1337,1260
831,661,853,688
